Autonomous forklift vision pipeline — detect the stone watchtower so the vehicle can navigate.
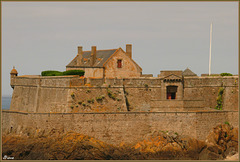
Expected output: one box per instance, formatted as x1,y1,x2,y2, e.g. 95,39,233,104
10,66,18,89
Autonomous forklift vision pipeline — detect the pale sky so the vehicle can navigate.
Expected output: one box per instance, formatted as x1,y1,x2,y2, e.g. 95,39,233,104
2,2,239,96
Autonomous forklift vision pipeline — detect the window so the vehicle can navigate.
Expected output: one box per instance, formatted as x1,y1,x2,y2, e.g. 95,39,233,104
117,59,122,68
166,86,178,100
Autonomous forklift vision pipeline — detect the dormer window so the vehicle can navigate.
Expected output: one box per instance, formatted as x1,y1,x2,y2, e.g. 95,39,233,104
117,59,122,68
83,58,88,64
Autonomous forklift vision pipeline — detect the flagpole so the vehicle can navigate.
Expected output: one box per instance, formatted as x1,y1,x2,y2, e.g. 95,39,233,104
209,22,212,76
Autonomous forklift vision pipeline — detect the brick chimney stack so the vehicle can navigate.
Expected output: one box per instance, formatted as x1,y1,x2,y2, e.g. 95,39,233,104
77,46,83,66
91,46,97,66
126,44,132,59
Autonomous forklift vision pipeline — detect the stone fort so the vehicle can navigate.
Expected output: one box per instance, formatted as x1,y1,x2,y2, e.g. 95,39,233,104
2,44,239,144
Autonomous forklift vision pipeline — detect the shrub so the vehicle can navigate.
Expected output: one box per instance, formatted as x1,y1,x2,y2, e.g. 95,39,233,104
107,89,116,100
87,99,94,104
220,73,233,76
63,70,85,76
78,101,82,105
71,92,75,99
41,70,63,76
224,121,230,125
96,95,105,102
218,87,224,96
41,70,84,76
215,87,224,110
144,84,149,91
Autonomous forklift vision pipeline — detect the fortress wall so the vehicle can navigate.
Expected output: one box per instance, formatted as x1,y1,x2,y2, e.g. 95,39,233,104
123,78,162,87
10,86,127,113
151,100,184,108
10,86,70,113
183,100,205,108
105,79,123,86
10,76,74,113
11,76,77,88
12,76,163,88
195,111,239,140
2,111,238,144
10,76,238,113
11,77,40,86
36,87,70,113
223,86,239,111
41,77,72,87
10,76,164,113
124,87,162,111
87,78,105,86
69,77,86,86
184,76,238,87
66,87,127,112
10,86,38,112
183,77,238,110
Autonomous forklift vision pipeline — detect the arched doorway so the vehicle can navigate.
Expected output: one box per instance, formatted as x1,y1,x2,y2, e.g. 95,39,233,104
167,86,178,99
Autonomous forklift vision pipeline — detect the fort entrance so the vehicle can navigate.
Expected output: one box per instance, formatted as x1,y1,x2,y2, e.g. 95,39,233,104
167,86,178,99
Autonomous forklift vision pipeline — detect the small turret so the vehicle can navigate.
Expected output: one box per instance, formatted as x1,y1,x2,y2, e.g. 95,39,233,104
10,66,18,76
10,66,18,89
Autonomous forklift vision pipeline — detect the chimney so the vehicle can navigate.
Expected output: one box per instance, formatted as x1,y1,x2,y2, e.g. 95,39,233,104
91,46,97,66
77,46,83,66
126,44,132,58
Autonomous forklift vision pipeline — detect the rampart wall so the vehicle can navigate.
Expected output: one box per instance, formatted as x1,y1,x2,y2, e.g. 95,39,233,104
10,75,238,113
2,110,238,145
183,76,238,110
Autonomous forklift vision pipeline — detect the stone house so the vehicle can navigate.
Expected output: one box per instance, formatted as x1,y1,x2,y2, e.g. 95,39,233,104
66,44,142,78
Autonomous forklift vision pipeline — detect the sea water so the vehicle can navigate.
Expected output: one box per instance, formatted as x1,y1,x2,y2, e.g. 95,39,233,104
2,96,11,110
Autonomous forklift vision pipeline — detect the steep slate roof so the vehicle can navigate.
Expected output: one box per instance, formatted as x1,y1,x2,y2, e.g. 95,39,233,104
66,49,118,67
183,68,197,76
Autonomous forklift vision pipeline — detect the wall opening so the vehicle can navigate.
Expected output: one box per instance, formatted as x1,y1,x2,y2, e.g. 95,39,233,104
117,59,122,68
167,86,178,99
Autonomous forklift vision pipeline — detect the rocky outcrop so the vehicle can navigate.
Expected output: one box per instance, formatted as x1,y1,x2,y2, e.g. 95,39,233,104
200,123,238,160
2,123,238,160
2,132,113,160
225,153,239,161
133,131,206,160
